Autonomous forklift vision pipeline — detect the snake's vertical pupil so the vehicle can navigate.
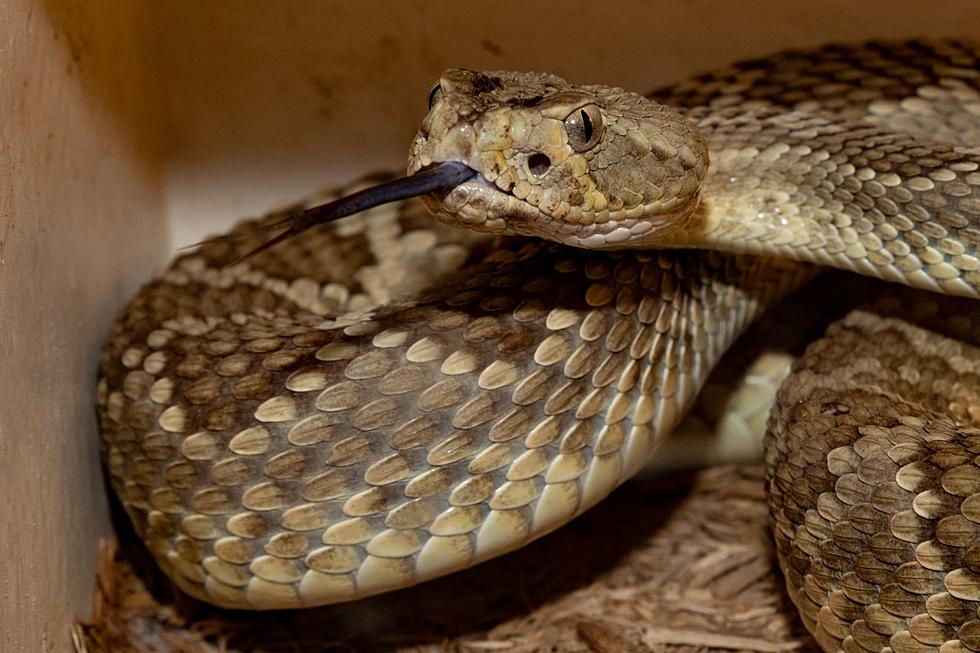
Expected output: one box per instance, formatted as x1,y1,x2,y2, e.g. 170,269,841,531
581,109,593,142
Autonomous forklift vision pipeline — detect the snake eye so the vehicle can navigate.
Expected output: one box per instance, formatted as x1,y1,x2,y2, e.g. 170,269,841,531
564,104,603,152
427,84,443,109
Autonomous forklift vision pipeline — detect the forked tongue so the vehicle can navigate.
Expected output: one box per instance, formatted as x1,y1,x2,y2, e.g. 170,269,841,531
201,162,476,262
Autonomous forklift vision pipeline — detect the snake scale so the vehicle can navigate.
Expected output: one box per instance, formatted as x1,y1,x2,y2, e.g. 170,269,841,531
97,40,980,652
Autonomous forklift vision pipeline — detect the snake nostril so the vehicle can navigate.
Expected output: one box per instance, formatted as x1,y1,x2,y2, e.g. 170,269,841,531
528,152,551,177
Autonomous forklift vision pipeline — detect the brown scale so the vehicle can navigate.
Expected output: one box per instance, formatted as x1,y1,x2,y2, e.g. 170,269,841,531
767,290,980,653
655,40,980,133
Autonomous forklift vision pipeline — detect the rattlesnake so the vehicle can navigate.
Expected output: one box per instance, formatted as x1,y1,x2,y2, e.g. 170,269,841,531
97,40,979,652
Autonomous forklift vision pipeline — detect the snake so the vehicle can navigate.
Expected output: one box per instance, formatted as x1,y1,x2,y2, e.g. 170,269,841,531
97,40,980,652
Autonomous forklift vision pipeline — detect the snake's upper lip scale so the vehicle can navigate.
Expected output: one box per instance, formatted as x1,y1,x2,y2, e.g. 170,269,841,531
416,161,497,191
413,161,478,182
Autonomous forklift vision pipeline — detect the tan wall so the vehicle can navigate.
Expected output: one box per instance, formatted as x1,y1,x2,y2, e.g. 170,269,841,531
0,1,166,651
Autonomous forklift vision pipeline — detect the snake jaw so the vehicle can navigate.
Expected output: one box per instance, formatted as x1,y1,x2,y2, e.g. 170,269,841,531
408,155,704,250
419,176,545,233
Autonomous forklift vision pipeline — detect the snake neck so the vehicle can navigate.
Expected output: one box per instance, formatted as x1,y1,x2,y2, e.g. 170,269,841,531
653,108,980,300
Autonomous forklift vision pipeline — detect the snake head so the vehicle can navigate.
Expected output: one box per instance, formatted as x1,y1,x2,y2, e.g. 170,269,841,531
408,69,709,249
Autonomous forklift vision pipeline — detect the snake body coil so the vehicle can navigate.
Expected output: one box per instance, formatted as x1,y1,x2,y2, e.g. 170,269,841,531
98,40,980,652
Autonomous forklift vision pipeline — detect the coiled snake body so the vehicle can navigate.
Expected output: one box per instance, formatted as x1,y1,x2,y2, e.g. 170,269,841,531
98,41,980,652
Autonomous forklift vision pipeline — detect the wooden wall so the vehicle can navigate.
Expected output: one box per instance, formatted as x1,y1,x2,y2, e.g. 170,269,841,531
0,2,166,650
